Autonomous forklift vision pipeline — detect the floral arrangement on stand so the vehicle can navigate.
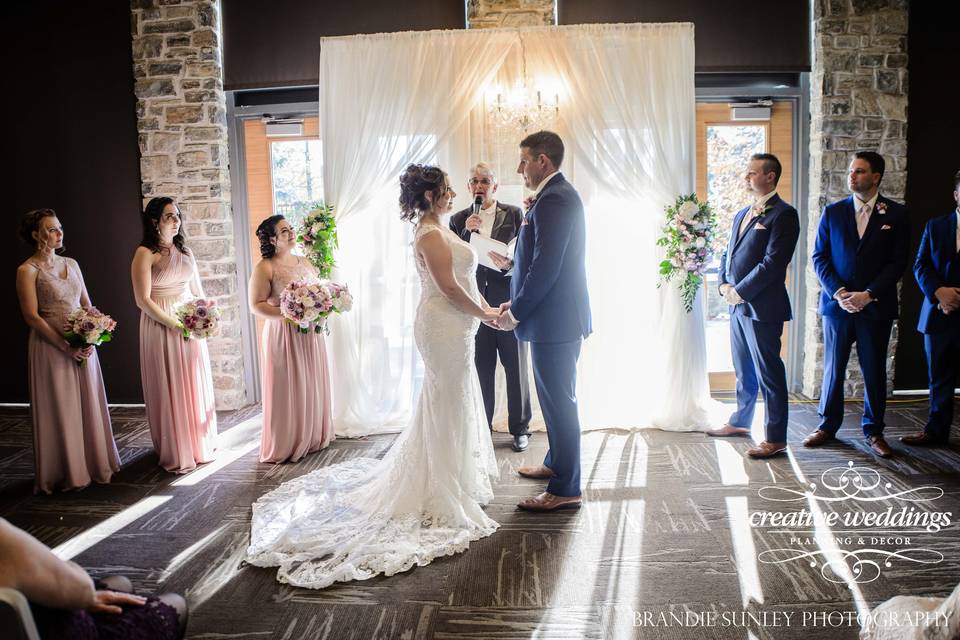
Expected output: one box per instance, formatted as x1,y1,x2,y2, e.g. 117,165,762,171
175,298,221,340
63,307,117,365
656,194,718,313
296,203,338,279
279,280,353,335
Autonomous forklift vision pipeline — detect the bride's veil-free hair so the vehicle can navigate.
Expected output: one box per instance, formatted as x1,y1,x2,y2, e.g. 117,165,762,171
399,163,447,223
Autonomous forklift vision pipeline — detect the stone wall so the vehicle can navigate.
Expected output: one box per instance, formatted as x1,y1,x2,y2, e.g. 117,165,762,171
801,0,909,399
130,0,245,409
467,0,555,28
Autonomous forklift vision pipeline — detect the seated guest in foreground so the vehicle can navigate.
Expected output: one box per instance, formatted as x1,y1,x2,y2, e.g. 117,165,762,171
248,215,334,463
707,154,800,459
903,169,960,448
0,517,187,639
14,209,120,494
806,151,909,459
131,197,217,473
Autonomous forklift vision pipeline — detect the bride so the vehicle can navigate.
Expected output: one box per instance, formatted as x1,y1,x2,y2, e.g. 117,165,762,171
246,164,502,589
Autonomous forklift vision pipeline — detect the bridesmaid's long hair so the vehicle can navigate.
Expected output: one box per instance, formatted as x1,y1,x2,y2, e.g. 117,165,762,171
256,215,285,259
19,208,61,252
140,197,189,254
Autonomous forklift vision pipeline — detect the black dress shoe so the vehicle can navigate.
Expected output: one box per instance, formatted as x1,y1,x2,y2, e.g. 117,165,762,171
512,434,529,452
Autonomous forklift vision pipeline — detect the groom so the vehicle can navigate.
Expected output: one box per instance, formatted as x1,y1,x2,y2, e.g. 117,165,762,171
494,131,592,512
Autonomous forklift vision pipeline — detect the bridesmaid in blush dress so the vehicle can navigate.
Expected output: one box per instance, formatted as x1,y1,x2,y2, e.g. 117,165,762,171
131,197,217,473
14,209,120,494
248,215,334,463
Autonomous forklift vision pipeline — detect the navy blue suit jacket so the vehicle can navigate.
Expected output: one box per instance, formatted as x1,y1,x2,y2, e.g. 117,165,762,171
718,193,800,323
510,173,591,343
914,211,960,334
812,195,909,320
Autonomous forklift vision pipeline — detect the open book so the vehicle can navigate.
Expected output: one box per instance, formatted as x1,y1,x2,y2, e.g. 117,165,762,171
470,234,517,271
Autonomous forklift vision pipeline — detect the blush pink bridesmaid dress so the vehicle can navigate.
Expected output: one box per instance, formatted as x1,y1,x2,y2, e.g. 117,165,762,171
28,259,120,494
259,259,334,463
139,249,217,473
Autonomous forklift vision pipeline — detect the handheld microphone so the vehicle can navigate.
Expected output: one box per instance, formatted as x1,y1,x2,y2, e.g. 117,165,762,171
470,195,483,232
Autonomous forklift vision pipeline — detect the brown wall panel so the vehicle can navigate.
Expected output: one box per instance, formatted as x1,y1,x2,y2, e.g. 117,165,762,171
559,0,810,72
222,0,466,90
2,1,144,403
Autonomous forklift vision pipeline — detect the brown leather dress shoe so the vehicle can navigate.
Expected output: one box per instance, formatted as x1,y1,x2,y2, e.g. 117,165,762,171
517,464,554,479
866,435,893,458
900,432,948,447
803,429,835,447
517,492,582,512
746,441,787,458
705,424,751,438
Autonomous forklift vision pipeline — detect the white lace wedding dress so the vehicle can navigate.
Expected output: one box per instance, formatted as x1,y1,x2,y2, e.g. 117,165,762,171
246,224,499,589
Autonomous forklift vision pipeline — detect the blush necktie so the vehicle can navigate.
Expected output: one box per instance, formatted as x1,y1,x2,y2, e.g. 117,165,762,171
856,202,872,239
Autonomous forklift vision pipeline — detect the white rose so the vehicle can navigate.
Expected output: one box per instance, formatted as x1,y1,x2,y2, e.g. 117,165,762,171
678,201,699,222
694,237,706,248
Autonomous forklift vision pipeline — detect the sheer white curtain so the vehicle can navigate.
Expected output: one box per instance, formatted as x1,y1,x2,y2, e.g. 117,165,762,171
319,30,517,436
318,24,717,436
522,24,719,430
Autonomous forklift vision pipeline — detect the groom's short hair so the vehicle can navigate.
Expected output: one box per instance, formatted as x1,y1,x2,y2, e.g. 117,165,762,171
521,131,564,169
751,153,782,185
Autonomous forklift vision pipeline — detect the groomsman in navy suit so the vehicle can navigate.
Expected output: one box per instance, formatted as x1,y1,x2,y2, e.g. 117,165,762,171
707,154,800,459
493,131,591,512
806,152,909,458
902,170,960,447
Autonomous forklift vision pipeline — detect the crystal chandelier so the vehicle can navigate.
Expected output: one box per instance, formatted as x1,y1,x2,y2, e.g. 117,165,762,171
489,85,559,132
486,37,559,132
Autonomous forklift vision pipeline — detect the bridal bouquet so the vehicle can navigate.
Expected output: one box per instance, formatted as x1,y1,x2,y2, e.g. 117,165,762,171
63,307,116,365
656,194,718,313
175,298,221,340
280,279,352,334
296,203,338,279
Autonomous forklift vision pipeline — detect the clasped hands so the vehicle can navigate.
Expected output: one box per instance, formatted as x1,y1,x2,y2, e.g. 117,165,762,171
719,283,744,305
834,288,873,313
482,301,517,331
935,286,960,315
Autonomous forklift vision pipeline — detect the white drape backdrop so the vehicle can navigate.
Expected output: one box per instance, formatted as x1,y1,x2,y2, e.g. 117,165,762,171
320,24,720,437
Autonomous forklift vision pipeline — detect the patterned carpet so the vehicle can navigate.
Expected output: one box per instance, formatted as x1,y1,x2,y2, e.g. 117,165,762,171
1,396,958,639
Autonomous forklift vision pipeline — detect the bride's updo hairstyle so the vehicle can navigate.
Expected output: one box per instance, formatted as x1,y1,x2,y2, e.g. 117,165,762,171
399,163,447,223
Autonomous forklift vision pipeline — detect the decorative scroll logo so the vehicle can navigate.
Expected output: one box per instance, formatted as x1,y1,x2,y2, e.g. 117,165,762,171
751,462,951,584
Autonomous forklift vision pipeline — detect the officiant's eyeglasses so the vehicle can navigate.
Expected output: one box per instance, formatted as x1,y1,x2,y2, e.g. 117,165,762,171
469,177,493,186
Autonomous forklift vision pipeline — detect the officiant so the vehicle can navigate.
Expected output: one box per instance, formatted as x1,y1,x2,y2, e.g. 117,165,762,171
450,162,532,451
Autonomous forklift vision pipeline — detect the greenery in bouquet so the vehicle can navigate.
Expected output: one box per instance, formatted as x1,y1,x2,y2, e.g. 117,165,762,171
63,307,116,348
296,202,338,279
656,194,718,313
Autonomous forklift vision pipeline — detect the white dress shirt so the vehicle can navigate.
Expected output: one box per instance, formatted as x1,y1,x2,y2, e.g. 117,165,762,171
476,201,497,238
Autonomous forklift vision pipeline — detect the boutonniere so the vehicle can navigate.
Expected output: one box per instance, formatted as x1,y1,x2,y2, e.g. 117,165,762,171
752,203,773,219
875,202,887,215
523,194,539,212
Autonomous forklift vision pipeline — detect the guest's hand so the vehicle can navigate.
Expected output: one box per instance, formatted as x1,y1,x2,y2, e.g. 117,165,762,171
935,287,960,313
87,590,147,615
488,252,512,271
465,214,482,233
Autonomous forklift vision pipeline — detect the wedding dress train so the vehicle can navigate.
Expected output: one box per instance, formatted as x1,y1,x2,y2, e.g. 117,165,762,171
246,224,498,589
